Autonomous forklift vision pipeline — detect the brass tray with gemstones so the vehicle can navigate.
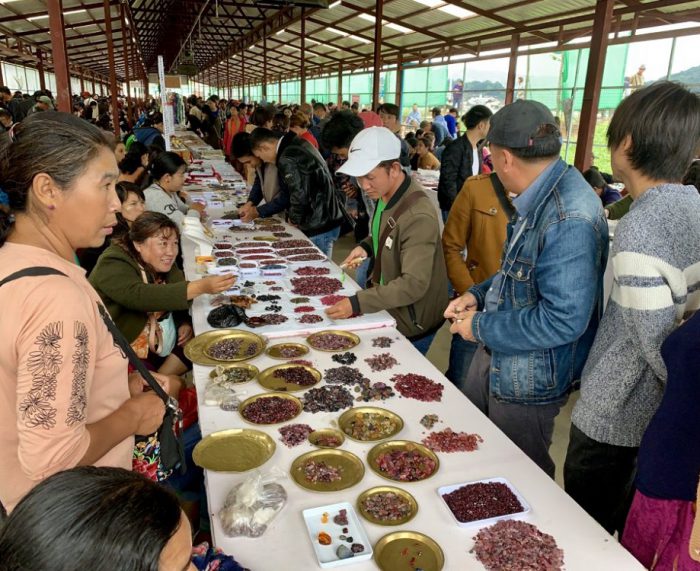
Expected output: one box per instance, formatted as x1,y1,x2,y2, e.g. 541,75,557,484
208,363,259,386
367,440,440,483
290,449,364,492
308,428,345,449
338,407,404,442
357,486,419,526
185,330,266,366
192,428,275,472
257,363,322,392
306,330,361,352
265,342,310,360
374,531,444,571
238,392,302,425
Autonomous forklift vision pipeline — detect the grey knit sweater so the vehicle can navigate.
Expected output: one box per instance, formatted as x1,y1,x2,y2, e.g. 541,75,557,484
572,184,700,447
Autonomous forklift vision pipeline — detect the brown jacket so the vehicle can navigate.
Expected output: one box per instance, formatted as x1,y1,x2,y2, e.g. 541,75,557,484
349,175,448,339
441,173,513,294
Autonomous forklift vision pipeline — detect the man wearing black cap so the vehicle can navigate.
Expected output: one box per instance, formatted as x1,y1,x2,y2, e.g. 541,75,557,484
445,99,609,478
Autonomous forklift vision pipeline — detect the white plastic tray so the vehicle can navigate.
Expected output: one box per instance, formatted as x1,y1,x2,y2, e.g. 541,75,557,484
302,502,373,568
437,476,530,528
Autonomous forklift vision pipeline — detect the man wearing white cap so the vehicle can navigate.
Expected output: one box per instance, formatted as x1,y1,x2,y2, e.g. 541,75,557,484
325,127,449,354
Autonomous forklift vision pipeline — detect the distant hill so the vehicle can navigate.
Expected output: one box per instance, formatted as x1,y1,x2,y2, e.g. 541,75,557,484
669,65,700,92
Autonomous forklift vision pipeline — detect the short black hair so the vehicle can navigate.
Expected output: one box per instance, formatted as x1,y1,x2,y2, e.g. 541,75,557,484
231,131,254,159
379,103,399,119
449,107,458,114
320,110,364,150
0,108,11,119
0,86,10,95
583,167,606,189
251,105,274,127
462,105,493,130
128,141,148,158
342,101,350,107
250,127,281,149
607,81,700,181
0,467,181,570
313,102,326,112
431,107,442,117
507,123,562,162
118,152,143,175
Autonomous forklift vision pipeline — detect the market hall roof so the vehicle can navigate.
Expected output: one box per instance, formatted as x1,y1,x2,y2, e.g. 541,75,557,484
0,0,699,85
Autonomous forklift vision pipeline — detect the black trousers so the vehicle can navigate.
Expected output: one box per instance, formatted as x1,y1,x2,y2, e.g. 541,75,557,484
564,423,638,535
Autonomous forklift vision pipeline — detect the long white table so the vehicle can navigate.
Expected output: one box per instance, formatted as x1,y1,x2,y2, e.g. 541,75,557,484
177,139,643,571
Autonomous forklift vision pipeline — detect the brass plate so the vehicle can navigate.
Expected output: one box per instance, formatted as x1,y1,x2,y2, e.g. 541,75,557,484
258,363,321,392
290,449,364,492
338,407,404,442
208,363,259,384
265,343,310,360
374,531,444,571
238,393,302,425
192,429,275,472
357,486,418,526
308,428,345,449
184,329,266,366
306,330,361,352
367,440,440,483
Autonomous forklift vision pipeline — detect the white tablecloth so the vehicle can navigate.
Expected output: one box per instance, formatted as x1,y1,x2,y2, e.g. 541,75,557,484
177,144,643,571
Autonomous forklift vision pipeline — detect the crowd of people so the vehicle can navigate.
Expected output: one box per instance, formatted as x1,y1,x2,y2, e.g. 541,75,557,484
0,75,699,571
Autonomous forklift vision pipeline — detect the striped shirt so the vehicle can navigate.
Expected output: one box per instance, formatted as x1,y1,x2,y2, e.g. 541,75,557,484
572,183,700,447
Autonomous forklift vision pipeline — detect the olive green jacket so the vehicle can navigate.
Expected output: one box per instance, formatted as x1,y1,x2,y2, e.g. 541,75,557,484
89,244,190,343
349,175,449,339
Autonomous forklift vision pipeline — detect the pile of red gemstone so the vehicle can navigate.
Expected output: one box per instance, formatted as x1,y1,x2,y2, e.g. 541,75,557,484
392,373,444,402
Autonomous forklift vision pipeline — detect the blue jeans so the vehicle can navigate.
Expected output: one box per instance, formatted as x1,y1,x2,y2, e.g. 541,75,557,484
411,331,436,356
441,209,450,224
354,257,371,289
310,225,341,259
445,334,478,394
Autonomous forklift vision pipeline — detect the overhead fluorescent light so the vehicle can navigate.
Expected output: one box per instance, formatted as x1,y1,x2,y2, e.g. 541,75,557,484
358,13,374,23
276,28,285,35
28,8,87,20
125,16,129,25
329,0,341,7
386,22,413,33
412,0,443,8
348,33,371,44
438,4,475,19
326,26,348,36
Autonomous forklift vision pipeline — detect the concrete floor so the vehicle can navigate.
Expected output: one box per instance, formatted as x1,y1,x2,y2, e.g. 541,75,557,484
332,232,575,487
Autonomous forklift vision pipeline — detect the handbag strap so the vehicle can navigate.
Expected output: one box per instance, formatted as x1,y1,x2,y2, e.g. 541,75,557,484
370,190,428,284
138,266,165,354
0,265,176,412
97,304,177,411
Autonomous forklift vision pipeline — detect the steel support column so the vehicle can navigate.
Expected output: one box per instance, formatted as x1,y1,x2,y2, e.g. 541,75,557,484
36,49,46,91
226,57,231,99
120,4,132,128
242,57,246,103
505,33,520,105
47,0,71,111
278,77,282,103
574,0,614,171
103,0,120,136
262,27,268,100
337,62,343,106
395,55,403,109
371,0,383,110
300,9,306,104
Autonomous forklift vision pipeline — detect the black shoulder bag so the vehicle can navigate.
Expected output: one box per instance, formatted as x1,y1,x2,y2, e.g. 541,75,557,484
0,267,185,477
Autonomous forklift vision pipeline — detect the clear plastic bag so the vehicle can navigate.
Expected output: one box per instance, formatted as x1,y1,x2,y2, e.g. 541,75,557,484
219,469,287,538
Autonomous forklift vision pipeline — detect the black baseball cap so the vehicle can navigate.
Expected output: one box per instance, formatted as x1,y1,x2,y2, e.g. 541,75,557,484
487,100,559,148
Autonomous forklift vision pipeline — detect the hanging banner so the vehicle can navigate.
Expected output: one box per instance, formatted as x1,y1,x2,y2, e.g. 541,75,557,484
157,55,173,151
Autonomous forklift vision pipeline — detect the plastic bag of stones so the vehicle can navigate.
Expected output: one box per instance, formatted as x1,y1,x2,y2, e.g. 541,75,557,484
219,468,288,538
202,379,248,411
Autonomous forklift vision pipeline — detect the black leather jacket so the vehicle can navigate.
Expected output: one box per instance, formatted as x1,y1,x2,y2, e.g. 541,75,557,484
437,135,482,211
277,132,345,236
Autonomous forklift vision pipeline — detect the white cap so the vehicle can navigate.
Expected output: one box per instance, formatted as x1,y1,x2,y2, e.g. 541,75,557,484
337,126,401,177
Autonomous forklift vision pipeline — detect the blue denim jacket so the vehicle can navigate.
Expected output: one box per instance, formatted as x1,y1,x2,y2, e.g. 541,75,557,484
469,158,609,404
